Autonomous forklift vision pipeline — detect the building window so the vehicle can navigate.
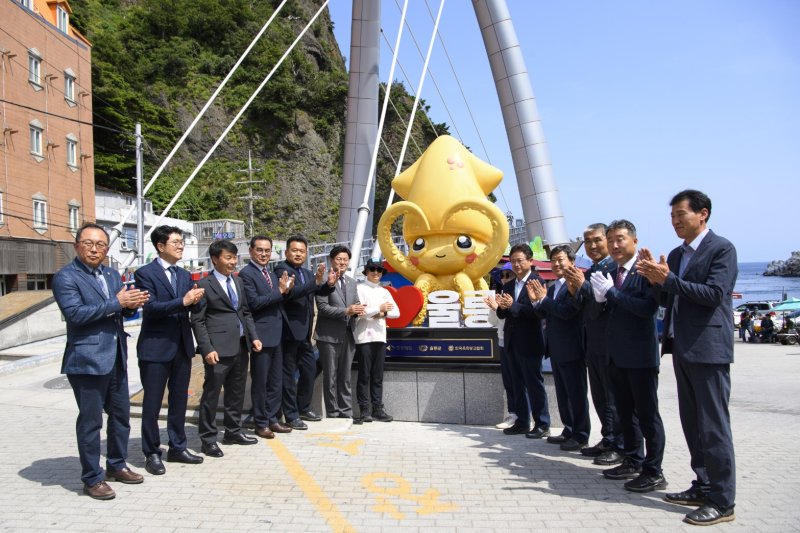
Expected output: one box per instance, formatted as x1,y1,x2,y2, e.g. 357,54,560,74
57,6,69,33
64,71,76,102
30,125,43,156
68,203,79,232
66,135,78,167
32,196,47,229
27,274,48,291
28,51,41,86
19,0,32,10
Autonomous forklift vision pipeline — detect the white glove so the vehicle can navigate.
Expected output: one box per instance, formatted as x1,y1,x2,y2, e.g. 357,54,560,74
590,271,613,302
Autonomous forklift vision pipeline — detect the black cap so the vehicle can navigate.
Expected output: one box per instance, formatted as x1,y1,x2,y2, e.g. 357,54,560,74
362,258,387,275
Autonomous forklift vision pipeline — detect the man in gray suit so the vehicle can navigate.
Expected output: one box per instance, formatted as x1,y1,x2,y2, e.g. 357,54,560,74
314,246,365,418
638,190,738,526
52,223,150,500
192,240,262,458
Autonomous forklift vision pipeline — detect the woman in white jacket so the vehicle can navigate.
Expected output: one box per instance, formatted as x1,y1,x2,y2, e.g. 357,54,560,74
353,259,400,423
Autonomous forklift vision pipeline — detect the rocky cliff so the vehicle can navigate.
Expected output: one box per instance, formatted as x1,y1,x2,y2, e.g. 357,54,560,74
764,251,800,277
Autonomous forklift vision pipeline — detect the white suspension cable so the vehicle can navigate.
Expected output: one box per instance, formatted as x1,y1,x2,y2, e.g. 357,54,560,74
347,0,410,275
370,0,446,260
145,0,330,241
111,0,288,245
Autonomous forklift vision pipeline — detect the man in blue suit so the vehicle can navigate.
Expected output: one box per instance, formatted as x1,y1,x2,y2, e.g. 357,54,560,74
496,243,551,439
591,219,667,494
239,235,294,438
526,245,590,451
53,223,150,500
134,225,205,475
637,190,737,526
273,235,336,430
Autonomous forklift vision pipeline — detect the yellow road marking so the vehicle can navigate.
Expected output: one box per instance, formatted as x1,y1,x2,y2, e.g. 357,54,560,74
267,438,356,533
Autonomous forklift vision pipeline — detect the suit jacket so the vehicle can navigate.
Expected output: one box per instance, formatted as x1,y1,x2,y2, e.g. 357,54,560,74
191,273,258,358
536,281,584,363
603,260,660,369
579,256,614,360
53,258,134,375
134,259,195,362
659,230,737,364
314,274,359,344
496,273,545,357
239,262,286,348
273,260,334,342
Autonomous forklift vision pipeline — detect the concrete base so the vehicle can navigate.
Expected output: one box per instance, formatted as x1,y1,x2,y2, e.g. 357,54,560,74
371,368,560,426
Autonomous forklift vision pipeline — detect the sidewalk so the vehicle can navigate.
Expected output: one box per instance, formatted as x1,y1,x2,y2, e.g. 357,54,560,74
0,334,798,532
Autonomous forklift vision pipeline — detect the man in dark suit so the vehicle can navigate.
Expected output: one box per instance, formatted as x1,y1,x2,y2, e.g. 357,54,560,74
591,219,667,494
53,223,149,500
527,245,590,451
314,246,365,419
273,235,336,430
192,240,262,458
239,235,294,439
496,243,551,438
637,190,737,526
565,223,624,465
134,226,206,475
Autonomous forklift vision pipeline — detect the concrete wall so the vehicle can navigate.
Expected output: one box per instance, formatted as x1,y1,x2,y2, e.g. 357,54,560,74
0,301,66,351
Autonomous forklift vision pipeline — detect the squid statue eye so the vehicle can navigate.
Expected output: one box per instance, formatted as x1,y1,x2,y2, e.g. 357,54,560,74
455,235,472,249
412,238,426,252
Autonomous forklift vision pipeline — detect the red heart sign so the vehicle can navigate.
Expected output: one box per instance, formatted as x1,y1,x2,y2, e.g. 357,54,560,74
386,285,424,328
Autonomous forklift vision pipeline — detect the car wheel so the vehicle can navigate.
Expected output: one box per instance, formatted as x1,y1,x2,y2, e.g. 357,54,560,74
787,336,798,346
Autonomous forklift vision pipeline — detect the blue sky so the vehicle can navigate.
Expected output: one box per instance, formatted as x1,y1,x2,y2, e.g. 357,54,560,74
328,1,799,262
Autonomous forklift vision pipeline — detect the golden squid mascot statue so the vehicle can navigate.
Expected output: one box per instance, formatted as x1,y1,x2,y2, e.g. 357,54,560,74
377,135,509,325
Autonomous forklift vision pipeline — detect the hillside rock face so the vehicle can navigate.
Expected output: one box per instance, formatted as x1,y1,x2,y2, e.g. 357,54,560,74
764,251,800,277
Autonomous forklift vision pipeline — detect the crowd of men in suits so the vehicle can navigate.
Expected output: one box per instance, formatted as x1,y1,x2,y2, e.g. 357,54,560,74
491,189,738,526
53,188,737,526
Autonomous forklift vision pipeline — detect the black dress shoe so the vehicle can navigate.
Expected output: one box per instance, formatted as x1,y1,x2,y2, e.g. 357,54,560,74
145,454,166,475
502,423,528,435
581,440,612,457
201,443,224,458
683,503,735,526
299,410,322,422
288,418,308,430
560,438,588,451
624,473,668,493
603,458,642,480
222,432,258,445
166,449,204,464
664,486,709,506
525,426,551,439
593,449,624,466
546,433,569,444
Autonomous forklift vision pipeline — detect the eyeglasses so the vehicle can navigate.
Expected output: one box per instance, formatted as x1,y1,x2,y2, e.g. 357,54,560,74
253,248,271,255
366,267,383,273
166,240,185,247
78,240,109,250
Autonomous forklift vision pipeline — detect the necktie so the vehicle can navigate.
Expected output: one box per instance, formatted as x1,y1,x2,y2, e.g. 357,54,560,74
94,269,109,298
615,267,626,289
298,269,305,284
679,245,692,277
339,276,345,290
262,267,273,289
169,266,179,295
227,276,243,335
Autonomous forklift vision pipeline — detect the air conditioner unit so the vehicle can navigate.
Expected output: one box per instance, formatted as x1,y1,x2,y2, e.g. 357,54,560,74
120,241,129,251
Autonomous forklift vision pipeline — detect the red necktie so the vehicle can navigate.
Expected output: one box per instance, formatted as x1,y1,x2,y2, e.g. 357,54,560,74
262,267,273,289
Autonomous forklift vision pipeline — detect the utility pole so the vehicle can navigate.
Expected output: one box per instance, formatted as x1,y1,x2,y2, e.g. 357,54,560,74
236,150,263,238
135,123,145,265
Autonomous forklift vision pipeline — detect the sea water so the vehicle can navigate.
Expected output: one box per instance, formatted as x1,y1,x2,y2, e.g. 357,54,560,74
735,262,800,303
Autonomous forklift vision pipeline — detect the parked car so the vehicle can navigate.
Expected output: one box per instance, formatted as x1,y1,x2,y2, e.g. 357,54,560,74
733,301,777,327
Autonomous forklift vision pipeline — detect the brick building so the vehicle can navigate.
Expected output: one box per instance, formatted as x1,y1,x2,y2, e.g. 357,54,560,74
0,0,93,295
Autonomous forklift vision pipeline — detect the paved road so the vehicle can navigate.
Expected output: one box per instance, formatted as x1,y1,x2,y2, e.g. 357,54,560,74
0,328,798,532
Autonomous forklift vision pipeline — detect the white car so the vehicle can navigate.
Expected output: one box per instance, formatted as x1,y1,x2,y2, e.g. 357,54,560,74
733,301,777,327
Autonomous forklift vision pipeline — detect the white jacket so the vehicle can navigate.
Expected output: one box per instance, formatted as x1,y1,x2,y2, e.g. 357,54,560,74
354,280,400,344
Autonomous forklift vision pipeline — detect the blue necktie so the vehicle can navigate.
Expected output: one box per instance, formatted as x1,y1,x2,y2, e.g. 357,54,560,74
298,268,305,285
169,266,179,296
227,276,243,336
94,269,109,298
